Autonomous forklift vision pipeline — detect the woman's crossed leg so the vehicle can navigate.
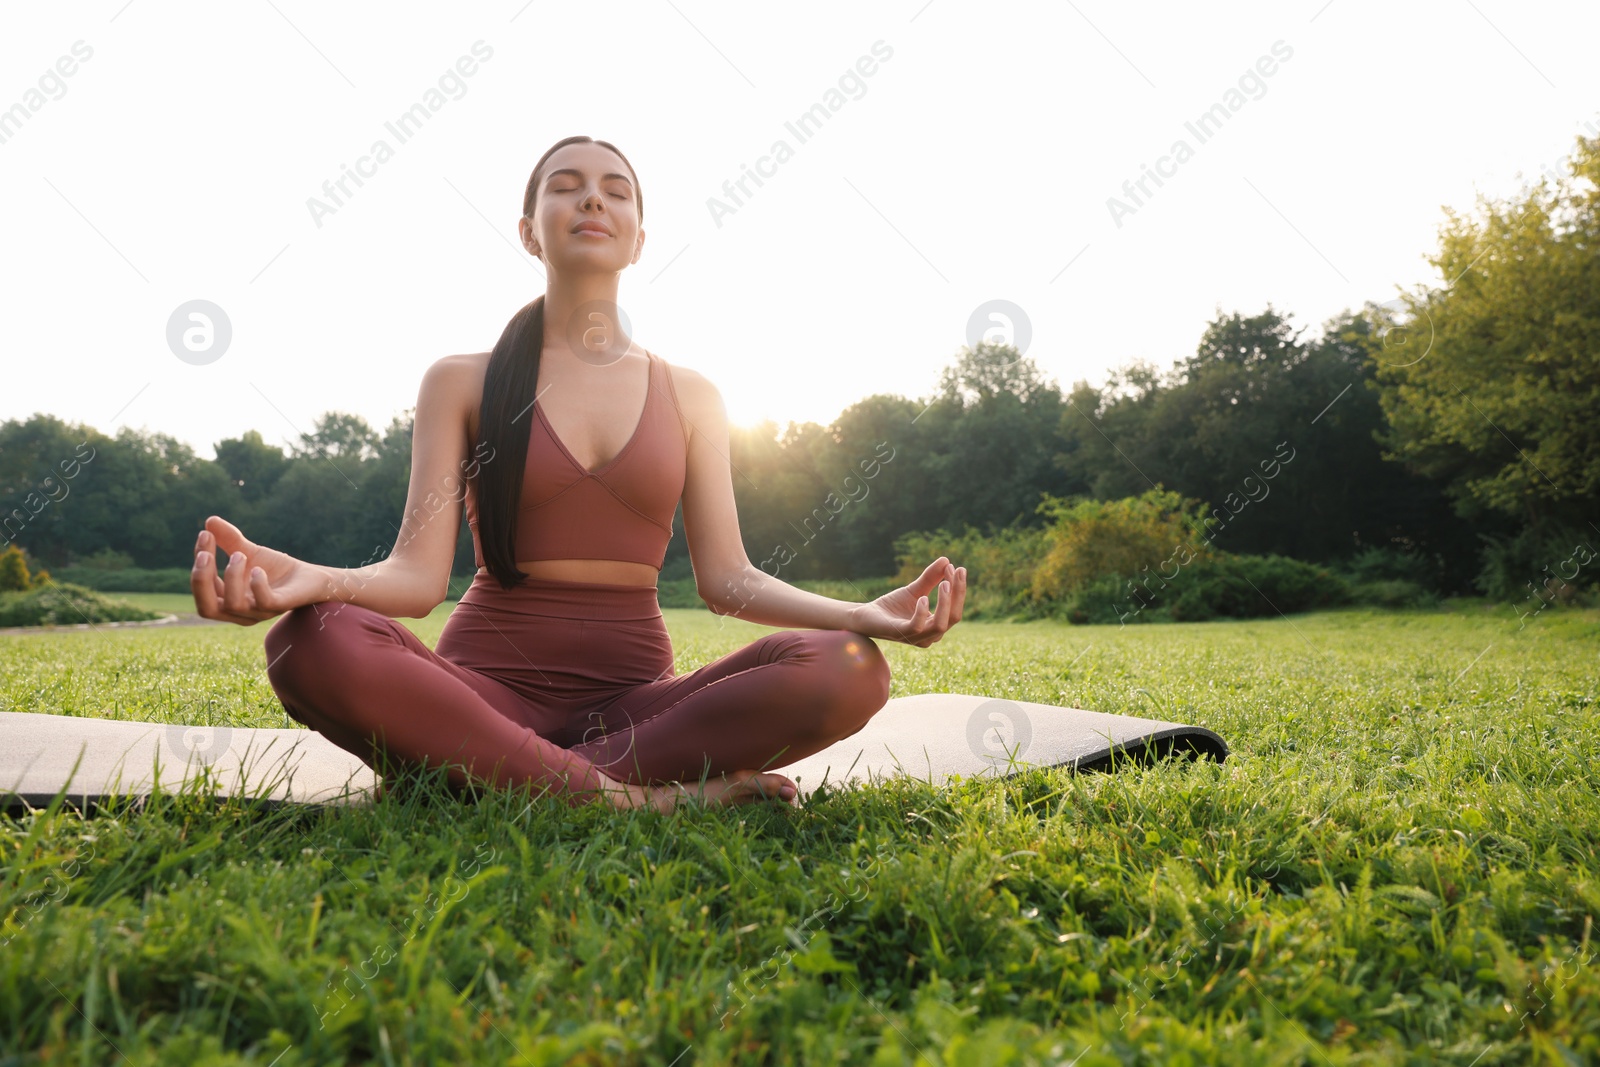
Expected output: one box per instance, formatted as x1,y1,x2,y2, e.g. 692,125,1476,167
562,627,892,786
262,602,891,805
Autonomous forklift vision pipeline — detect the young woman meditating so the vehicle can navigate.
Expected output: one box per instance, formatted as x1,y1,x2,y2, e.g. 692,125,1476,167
188,135,967,814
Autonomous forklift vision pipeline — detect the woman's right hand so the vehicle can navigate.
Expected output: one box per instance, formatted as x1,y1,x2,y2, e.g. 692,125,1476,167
191,515,330,626
599,769,801,813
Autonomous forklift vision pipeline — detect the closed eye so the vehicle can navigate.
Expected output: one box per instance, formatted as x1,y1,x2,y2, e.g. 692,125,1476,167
552,187,630,201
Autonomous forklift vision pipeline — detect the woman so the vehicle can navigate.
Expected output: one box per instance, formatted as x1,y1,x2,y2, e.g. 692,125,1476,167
189,135,966,814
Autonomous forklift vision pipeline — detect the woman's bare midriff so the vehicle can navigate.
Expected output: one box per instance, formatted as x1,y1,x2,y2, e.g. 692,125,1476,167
479,558,660,588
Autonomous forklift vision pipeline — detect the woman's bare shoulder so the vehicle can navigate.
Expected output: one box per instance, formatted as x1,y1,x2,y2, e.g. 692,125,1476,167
427,350,492,377
658,355,722,419
425,355,492,438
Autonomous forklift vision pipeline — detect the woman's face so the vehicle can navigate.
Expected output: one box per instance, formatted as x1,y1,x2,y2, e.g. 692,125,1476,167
521,142,643,273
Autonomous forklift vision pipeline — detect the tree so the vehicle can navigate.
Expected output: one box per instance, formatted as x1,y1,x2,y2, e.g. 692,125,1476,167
214,430,289,503
294,412,380,461
924,343,1076,535
1371,131,1600,530
1054,307,1474,584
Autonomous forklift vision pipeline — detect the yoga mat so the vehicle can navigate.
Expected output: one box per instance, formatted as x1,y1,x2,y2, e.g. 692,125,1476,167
0,695,1225,812
0,712,375,813
779,692,1226,797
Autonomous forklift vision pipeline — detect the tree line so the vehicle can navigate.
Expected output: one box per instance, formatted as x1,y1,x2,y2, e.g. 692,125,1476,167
3,132,1595,600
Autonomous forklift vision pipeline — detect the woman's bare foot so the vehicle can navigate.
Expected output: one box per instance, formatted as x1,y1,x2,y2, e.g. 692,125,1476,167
631,769,800,813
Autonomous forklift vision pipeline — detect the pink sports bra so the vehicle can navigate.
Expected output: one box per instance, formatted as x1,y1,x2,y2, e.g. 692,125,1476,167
464,350,689,572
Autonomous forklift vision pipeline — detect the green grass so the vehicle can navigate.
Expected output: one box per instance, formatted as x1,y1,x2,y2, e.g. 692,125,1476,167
2,602,1598,1064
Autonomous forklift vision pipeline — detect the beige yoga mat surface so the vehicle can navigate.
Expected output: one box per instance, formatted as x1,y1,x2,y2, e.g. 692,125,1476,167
777,692,1227,796
0,712,376,811
1,694,1226,811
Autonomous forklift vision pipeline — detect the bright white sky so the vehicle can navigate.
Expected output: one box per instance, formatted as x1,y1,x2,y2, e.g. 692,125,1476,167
2,1,1596,459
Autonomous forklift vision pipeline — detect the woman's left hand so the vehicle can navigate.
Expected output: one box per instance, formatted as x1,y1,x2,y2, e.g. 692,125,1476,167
849,557,966,647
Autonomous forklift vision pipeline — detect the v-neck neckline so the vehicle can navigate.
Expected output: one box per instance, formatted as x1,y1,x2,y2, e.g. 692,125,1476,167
534,350,654,477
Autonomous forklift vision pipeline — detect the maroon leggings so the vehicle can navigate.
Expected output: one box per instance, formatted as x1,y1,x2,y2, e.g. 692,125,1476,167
263,572,892,805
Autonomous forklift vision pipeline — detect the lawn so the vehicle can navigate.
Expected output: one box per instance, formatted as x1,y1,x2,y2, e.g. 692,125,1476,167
2,601,1598,1064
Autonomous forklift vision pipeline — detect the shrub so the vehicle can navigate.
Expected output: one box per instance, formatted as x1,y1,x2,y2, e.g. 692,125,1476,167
77,547,137,571
49,566,195,594
1029,488,1217,605
0,544,31,591
1476,523,1598,603
894,524,1050,619
894,490,1361,625
657,577,701,610
1062,554,1350,625
1349,579,1439,609
1063,574,1136,625
0,581,162,627
1343,545,1440,586
1168,555,1348,622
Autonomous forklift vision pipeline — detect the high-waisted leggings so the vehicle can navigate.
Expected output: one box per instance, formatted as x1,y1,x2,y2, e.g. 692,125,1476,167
262,572,893,805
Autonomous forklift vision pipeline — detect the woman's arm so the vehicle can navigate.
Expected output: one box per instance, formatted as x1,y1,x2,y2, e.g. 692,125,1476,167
191,354,486,624
671,363,966,644
709,565,865,632
331,353,485,615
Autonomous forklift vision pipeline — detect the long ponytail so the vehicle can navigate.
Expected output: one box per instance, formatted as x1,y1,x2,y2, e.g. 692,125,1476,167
474,135,644,590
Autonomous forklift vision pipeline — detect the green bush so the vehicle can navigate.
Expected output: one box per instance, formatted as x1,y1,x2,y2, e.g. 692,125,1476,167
1061,554,1350,625
1476,523,1598,602
1349,579,1439,609
1062,574,1135,625
1029,488,1215,604
1342,545,1441,587
657,577,701,609
1171,555,1348,621
893,524,1050,620
1170,555,1348,621
0,544,31,591
77,547,137,570
51,565,196,594
0,581,163,627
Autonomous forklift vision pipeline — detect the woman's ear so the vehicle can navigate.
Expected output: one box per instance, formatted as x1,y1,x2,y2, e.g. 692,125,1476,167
519,215,541,258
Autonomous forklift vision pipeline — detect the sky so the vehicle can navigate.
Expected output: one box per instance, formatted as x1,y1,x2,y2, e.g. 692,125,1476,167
2,0,1596,460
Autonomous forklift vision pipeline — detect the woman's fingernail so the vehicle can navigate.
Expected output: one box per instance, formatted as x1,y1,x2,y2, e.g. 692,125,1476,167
779,784,796,799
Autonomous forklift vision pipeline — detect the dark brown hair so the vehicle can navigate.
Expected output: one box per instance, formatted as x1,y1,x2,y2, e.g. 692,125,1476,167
475,136,644,589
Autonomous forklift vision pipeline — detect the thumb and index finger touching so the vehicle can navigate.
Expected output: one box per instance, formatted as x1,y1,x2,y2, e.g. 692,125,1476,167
202,514,255,556
910,556,951,594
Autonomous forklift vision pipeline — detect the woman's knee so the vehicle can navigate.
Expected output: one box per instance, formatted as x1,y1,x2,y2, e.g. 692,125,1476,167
807,629,891,738
264,602,389,696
